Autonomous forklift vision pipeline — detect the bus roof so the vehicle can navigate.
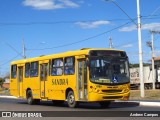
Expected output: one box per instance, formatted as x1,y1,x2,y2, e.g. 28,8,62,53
11,48,124,64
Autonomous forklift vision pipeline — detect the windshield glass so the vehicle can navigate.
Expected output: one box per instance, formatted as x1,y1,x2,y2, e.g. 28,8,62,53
90,57,130,84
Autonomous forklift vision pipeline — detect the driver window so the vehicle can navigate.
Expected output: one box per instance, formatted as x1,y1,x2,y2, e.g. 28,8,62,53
113,65,120,74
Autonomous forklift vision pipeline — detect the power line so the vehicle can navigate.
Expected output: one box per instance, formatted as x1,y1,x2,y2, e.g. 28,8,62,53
141,16,160,20
0,21,86,26
142,13,160,17
0,42,23,66
141,6,160,49
0,54,20,66
5,42,24,58
0,19,133,26
27,21,132,51
142,6,160,25
106,0,137,26
0,16,158,27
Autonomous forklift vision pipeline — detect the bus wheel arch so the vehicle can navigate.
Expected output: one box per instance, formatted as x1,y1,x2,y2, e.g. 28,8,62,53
26,88,34,105
26,88,31,98
65,88,73,99
65,88,78,108
26,88,40,105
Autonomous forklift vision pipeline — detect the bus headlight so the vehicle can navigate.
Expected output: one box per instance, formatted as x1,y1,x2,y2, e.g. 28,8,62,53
90,86,100,93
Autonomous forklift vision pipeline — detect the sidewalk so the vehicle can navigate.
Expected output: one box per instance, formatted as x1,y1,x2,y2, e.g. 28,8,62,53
0,95,160,107
116,100,160,107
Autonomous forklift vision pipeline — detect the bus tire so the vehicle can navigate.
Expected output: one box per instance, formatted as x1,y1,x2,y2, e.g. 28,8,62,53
99,101,111,108
67,91,78,108
27,90,35,105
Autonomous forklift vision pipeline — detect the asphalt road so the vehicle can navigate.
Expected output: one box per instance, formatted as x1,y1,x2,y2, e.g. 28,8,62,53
0,98,160,120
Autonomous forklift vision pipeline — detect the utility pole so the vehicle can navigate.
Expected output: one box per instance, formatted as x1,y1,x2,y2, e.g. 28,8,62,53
109,37,113,48
150,30,160,89
136,0,144,97
22,39,26,59
151,30,155,90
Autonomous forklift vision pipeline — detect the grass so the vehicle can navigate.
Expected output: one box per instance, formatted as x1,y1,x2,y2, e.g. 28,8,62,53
0,87,3,91
0,87,10,95
130,90,160,100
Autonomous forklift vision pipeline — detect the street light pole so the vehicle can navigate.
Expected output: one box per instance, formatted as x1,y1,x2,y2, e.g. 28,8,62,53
136,0,144,97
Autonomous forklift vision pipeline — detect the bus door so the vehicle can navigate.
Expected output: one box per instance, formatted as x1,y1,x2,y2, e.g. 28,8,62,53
18,66,23,97
40,63,48,98
77,59,88,100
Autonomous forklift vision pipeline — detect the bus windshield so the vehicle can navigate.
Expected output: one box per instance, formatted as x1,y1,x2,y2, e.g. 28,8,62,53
90,57,130,84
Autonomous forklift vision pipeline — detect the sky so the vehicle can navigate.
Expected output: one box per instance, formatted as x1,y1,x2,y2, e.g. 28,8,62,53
0,0,160,77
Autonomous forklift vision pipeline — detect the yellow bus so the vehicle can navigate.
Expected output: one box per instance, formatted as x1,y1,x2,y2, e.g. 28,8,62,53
10,48,130,108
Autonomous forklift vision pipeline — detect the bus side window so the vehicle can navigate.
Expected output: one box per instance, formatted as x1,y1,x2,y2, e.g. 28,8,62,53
25,63,30,78
51,58,63,76
64,57,75,75
30,61,39,77
11,65,17,78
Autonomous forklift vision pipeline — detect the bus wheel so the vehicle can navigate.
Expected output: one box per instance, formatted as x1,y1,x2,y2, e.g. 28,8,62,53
67,91,78,108
99,101,111,108
27,90,35,105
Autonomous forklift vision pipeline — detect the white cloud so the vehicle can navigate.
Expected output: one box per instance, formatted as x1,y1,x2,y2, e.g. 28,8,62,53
75,20,110,29
23,0,79,10
121,44,133,48
119,22,160,32
142,23,160,30
119,25,136,32
59,0,79,8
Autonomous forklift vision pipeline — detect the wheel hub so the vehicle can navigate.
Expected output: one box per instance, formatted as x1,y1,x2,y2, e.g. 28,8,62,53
69,95,74,104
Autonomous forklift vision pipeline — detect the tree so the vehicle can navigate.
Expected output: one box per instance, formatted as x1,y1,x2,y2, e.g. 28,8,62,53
0,78,5,88
4,72,10,79
129,63,151,68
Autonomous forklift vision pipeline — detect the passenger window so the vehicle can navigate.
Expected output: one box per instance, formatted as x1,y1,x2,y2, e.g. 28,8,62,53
64,57,75,75
25,63,30,78
51,58,63,76
11,65,17,78
30,62,38,77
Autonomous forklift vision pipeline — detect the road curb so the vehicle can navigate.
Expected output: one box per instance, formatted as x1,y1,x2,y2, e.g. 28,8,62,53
139,102,160,107
115,100,160,107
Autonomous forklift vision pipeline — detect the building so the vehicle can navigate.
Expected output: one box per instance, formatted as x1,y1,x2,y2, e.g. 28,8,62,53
2,78,10,89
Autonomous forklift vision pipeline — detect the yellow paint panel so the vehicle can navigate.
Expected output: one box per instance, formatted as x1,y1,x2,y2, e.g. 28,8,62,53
10,78,18,97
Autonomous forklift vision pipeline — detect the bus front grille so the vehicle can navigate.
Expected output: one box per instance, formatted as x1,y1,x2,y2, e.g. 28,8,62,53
103,96,122,99
102,90,122,93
